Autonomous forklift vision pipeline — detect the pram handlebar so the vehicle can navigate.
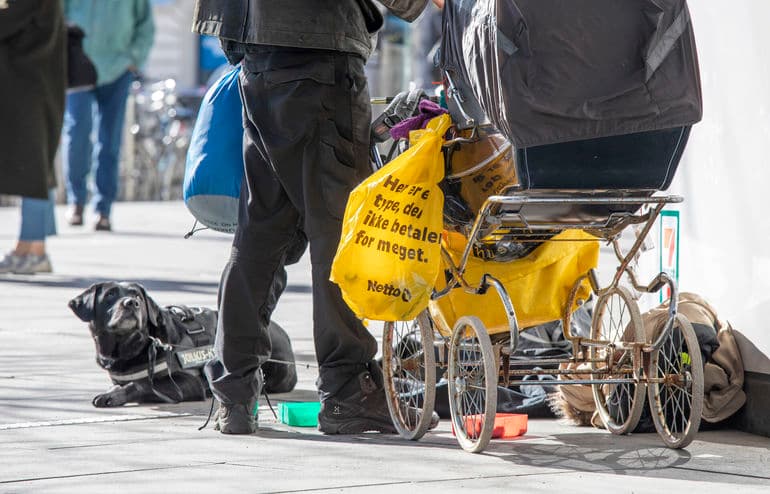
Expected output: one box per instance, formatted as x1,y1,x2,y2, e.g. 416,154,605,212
370,95,440,105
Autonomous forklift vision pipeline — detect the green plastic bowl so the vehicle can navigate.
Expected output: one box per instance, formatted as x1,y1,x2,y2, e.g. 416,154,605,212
278,402,321,427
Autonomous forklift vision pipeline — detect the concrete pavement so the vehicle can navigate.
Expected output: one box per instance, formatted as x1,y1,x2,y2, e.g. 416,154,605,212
0,201,768,493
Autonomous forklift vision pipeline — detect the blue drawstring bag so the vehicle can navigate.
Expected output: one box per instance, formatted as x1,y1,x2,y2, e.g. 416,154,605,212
183,66,243,233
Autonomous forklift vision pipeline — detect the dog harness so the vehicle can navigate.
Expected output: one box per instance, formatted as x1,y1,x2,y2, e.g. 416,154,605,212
107,305,216,402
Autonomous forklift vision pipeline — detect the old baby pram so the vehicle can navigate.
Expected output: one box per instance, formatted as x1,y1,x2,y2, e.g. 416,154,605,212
375,0,703,453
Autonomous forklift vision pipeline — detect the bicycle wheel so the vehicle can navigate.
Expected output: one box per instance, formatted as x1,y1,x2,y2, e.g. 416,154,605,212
448,316,497,453
382,311,437,440
647,313,703,449
590,286,646,434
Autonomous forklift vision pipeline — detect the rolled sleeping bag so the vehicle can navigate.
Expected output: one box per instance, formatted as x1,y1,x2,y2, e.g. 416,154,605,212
183,66,243,233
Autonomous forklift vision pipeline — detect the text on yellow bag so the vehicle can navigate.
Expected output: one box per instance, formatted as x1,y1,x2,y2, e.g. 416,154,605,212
330,114,452,321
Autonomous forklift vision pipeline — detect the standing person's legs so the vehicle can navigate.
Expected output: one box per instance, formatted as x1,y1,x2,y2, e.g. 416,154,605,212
205,134,303,406
238,46,392,433
6,190,56,274
19,190,57,244
93,71,133,227
62,89,95,224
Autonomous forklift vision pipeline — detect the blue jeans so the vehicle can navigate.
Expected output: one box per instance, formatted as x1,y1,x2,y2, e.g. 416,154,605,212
62,71,133,218
19,190,57,242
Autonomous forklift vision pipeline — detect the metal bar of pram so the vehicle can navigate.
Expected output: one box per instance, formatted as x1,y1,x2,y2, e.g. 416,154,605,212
610,201,667,289
486,195,684,206
457,194,684,280
645,274,680,353
507,378,639,386
370,96,441,105
370,144,384,172
507,357,607,367
503,367,635,377
457,201,499,277
480,275,520,355
496,220,632,230
580,340,641,349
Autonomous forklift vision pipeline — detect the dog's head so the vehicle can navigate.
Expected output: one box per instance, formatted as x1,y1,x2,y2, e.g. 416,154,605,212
69,282,162,369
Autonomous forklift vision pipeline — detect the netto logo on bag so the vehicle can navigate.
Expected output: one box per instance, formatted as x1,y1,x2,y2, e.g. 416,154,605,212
367,280,412,302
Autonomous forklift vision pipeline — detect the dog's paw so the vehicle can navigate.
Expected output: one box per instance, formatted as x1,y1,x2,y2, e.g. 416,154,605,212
92,386,128,407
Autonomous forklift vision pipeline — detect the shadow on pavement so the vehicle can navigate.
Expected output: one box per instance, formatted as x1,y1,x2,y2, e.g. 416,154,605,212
0,276,312,296
493,434,692,472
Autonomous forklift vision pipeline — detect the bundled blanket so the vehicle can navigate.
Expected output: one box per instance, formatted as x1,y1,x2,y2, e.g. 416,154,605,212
552,292,746,427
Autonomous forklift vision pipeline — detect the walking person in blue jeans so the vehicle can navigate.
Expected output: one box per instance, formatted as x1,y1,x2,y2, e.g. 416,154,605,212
61,0,154,231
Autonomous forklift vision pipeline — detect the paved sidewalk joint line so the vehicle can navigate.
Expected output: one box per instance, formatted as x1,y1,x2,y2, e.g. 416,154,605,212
0,462,227,485
0,412,191,430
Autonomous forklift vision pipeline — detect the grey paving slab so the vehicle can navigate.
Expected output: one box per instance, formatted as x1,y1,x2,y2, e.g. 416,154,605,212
0,202,768,493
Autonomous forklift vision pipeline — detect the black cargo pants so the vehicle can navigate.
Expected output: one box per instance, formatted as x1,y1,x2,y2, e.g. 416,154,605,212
204,45,378,405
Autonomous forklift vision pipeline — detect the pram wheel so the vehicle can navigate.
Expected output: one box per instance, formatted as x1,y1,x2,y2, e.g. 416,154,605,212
590,286,646,434
382,311,437,440
647,313,703,449
448,316,497,453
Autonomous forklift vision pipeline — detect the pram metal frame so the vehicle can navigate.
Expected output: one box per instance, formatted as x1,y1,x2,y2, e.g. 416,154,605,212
440,192,690,363
371,93,703,454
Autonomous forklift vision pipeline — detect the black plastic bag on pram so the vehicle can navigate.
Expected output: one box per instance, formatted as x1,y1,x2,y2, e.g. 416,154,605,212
440,0,703,148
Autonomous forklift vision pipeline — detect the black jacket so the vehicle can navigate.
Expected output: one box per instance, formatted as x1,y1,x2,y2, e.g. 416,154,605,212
0,0,66,199
192,0,429,59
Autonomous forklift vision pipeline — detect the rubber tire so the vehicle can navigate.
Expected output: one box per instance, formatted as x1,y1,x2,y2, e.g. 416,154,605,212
647,313,704,449
448,316,498,453
382,311,437,440
590,286,646,434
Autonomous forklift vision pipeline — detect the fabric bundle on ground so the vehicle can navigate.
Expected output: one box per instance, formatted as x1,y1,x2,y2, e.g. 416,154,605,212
552,292,747,429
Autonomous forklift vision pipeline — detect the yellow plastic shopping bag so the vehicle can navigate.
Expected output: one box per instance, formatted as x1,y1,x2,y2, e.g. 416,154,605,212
331,114,452,321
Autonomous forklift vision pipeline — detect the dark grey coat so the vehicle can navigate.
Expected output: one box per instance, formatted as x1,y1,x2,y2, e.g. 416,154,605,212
0,0,66,199
192,0,429,59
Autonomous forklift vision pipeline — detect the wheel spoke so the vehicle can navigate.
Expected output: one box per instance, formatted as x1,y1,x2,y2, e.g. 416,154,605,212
447,317,495,451
590,288,644,434
649,317,703,447
383,313,436,440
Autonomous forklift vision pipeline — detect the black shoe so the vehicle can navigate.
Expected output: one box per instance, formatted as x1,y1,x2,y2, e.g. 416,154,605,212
213,399,258,434
212,370,263,435
67,205,84,226
318,371,398,434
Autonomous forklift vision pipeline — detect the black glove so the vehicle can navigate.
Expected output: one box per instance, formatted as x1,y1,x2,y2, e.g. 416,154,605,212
370,88,426,143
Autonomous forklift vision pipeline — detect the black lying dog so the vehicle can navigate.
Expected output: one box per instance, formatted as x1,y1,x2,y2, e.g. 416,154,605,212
69,281,297,407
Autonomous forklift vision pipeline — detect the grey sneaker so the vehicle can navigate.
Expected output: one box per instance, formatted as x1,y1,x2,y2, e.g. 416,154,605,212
13,254,52,274
0,253,25,274
213,399,258,434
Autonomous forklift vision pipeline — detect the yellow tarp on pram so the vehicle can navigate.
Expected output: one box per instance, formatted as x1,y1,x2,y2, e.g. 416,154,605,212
429,230,599,336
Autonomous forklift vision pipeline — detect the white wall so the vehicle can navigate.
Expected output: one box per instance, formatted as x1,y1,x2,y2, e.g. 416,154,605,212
668,1,770,370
